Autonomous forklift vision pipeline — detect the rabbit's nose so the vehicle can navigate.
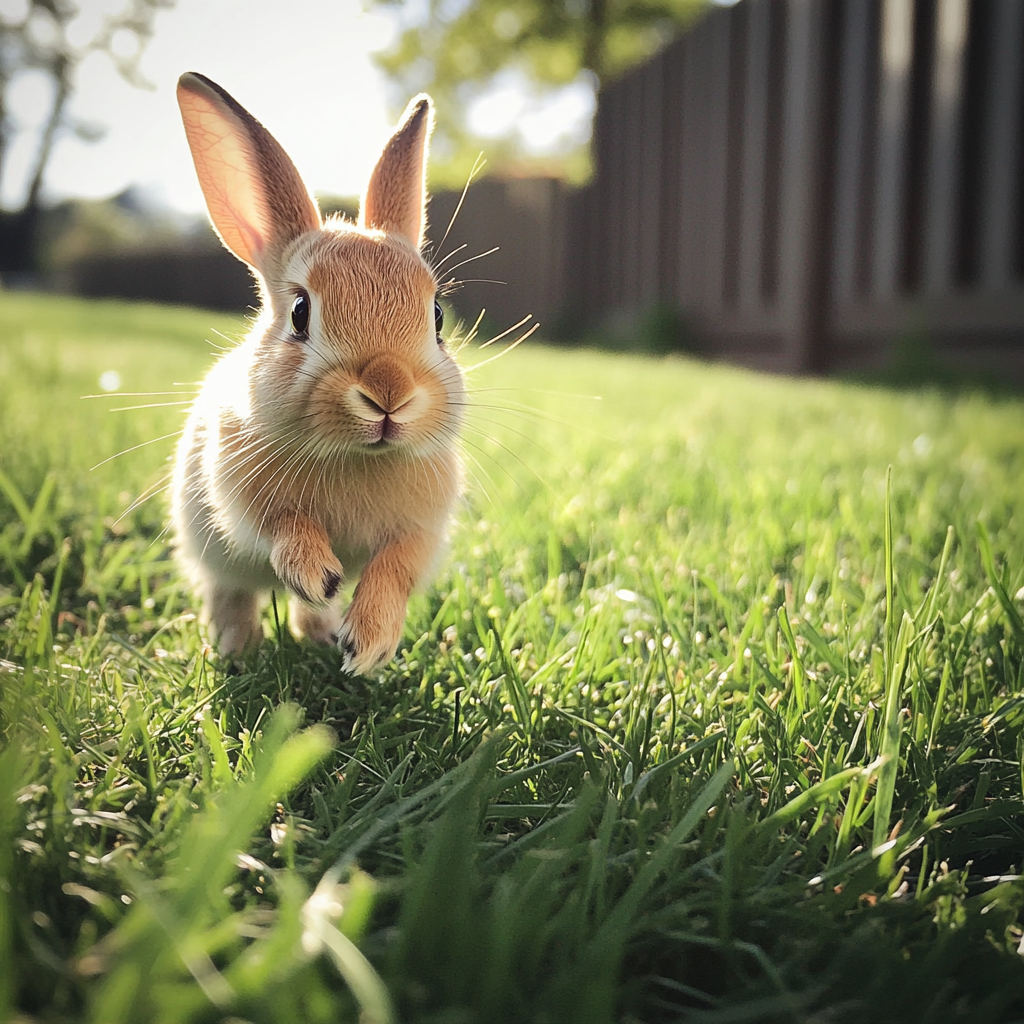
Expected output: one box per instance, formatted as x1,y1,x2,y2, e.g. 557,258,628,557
354,390,387,419
352,384,424,425
357,356,416,415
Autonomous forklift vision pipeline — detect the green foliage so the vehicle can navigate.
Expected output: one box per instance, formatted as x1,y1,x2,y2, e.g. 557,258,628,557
372,0,705,185
2,292,1024,1022
36,192,209,275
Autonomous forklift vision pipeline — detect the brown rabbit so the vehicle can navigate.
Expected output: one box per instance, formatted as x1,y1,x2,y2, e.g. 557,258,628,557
170,73,464,674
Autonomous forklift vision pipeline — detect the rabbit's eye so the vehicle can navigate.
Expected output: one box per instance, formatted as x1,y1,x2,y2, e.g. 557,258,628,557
290,290,310,339
434,300,444,342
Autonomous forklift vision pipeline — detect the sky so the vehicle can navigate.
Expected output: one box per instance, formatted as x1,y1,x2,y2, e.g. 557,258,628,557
1,0,400,213
0,0,597,216
1,0,733,217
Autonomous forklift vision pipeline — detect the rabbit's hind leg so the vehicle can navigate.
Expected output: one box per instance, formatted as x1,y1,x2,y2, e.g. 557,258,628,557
204,583,262,653
290,597,343,646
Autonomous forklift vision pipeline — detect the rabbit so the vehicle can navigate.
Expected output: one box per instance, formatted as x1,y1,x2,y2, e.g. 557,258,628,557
170,72,465,674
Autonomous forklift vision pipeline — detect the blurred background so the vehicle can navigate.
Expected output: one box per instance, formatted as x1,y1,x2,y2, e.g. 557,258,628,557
1,0,1023,384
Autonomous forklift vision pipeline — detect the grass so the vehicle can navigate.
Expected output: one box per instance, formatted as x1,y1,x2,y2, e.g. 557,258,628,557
1,290,1024,1023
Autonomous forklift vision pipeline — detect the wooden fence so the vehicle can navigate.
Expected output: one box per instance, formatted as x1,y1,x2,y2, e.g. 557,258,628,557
564,0,1024,378
62,181,567,335
61,0,1024,380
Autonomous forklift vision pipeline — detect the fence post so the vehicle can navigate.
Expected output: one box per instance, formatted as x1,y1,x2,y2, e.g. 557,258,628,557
637,58,664,311
702,9,733,314
775,0,835,371
678,29,709,311
980,0,1024,290
657,39,684,303
737,0,772,313
871,0,914,299
831,0,876,306
923,0,969,294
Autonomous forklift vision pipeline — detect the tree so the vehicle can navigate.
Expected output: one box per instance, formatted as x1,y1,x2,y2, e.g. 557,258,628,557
372,0,705,185
0,0,174,276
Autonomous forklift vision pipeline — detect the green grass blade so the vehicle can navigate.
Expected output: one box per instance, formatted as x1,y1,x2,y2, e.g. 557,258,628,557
873,610,913,851
0,465,31,525
593,760,734,947
762,758,883,830
976,520,1024,640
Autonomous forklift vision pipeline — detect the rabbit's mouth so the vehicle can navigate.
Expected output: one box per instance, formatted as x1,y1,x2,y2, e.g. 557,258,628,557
367,415,404,446
346,380,430,449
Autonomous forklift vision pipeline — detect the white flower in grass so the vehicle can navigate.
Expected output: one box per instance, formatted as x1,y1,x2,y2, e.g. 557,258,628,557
99,370,121,392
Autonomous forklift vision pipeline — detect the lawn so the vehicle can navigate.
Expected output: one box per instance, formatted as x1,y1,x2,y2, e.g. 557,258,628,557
2,290,1024,1023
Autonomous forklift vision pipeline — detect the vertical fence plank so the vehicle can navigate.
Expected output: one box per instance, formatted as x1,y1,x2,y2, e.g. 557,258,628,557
637,57,664,310
775,0,831,370
832,0,875,303
702,9,733,313
722,2,748,309
621,73,644,311
871,0,914,299
678,30,708,310
586,84,604,318
923,0,969,293
980,0,1024,290
658,38,686,303
561,186,583,323
760,0,790,304
579,168,599,320
738,0,772,313
603,82,627,312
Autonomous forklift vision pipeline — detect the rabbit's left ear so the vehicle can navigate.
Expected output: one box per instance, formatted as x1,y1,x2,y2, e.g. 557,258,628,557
177,72,321,275
360,95,433,248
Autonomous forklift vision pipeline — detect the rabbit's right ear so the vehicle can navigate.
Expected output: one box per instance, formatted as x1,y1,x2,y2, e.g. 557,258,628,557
177,73,321,275
360,95,433,248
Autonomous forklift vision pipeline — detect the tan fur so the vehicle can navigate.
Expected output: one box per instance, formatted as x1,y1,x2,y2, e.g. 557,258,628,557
171,74,464,674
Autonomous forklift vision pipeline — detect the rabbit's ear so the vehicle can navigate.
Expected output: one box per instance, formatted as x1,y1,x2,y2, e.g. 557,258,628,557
360,95,433,248
177,72,321,274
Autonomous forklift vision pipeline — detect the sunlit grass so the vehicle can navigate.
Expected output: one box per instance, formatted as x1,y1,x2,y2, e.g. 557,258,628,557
2,291,1024,1023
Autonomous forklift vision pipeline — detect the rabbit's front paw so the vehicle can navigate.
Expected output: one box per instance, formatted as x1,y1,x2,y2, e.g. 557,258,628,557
335,603,404,675
271,538,343,607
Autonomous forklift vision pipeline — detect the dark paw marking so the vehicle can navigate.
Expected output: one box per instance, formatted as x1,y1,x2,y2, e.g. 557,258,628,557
335,625,360,675
339,642,359,674
323,569,342,600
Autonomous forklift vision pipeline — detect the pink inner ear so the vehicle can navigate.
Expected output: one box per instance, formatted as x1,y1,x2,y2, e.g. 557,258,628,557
179,87,270,269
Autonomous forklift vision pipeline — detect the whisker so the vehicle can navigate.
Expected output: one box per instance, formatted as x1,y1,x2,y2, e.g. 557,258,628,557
432,243,467,275
431,151,486,265
467,386,602,402
180,426,308,544
90,430,183,471
440,246,499,278
447,309,487,358
475,314,533,352
465,323,540,371
113,474,173,527
455,434,513,507
108,401,195,412
460,425,553,496
81,391,198,399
